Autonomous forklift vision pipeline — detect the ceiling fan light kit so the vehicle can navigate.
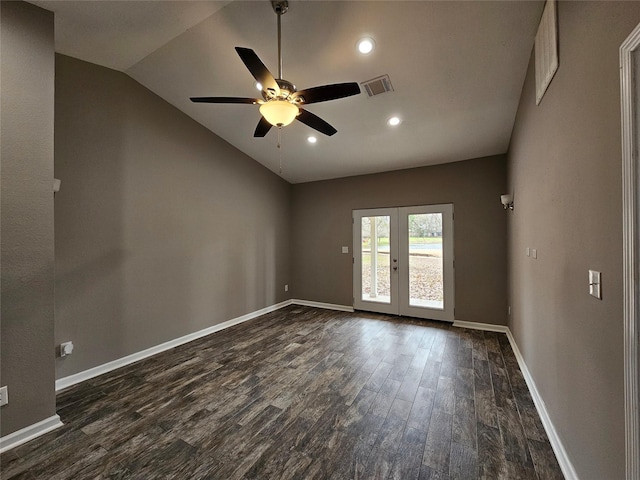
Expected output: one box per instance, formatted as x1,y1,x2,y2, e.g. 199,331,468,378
260,99,298,127
190,0,361,138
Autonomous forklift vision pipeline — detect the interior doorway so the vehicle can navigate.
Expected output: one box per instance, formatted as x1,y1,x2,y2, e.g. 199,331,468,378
352,204,455,321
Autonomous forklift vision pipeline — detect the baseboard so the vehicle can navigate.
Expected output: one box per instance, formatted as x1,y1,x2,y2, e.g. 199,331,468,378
56,300,293,392
15,303,578,476
56,298,355,391
451,320,578,479
0,415,63,454
291,299,354,312
505,329,579,480
452,319,509,333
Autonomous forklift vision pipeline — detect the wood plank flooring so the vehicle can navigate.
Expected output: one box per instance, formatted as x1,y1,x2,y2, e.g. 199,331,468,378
0,306,564,479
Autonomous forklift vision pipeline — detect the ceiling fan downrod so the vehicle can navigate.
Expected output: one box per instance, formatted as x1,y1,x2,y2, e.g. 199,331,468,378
271,0,288,80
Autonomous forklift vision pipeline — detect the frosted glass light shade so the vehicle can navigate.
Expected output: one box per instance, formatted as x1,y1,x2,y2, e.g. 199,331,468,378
259,100,299,127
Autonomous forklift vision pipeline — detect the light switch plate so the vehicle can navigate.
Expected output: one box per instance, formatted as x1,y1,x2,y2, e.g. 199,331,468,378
532,248,537,259
589,270,601,299
526,247,530,257
342,246,349,254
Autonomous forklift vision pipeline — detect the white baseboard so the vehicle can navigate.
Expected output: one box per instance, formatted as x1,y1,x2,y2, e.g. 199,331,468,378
56,300,293,392
56,298,355,392
505,329,579,480
452,319,509,333
455,320,578,479
8,302,578,476
6,300,298,454
0,300,349,455
291,299,354,312
0,415,63,454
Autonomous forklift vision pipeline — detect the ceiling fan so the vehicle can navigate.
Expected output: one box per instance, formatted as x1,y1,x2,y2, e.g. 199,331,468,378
190,0,361,138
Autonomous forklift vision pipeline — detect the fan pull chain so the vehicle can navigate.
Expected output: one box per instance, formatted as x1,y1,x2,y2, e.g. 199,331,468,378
277,127,283,175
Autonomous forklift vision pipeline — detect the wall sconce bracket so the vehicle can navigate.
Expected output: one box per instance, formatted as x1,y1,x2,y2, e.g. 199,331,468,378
501,194,514,210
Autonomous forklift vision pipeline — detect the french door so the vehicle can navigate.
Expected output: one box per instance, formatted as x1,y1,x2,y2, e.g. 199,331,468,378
353,204,454,321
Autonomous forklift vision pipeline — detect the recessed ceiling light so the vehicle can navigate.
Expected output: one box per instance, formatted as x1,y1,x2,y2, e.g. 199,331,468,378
388,116,401,126
256,82,263,91
357,37,375,55
307,136,317,144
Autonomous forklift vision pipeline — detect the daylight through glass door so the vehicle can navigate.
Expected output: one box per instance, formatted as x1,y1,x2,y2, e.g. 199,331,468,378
361,215,391,304
407,213,444,309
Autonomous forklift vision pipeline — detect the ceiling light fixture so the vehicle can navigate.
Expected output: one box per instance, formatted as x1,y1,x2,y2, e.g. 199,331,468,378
388,116,401,126
259,99,299,127
357,37,375,55
307,136,317,144
255,82,263,91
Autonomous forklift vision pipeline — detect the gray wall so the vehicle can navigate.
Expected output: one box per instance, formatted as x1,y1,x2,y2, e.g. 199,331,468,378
0,2,57,436
506,2,640,478
291,155,508,325
54,55,291,379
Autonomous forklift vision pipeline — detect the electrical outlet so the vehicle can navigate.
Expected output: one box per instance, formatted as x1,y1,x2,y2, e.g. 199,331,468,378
60,341,74,357
284,284,289,292
0,386,8,407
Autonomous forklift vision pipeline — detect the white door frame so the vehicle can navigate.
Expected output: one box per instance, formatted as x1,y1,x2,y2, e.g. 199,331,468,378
620,22,640,480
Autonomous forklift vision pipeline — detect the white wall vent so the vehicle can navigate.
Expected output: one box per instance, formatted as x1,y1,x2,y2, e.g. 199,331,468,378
361,74,394,97
535,0,558,105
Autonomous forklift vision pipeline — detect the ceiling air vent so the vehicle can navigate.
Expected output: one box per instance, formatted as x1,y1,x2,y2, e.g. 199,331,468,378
361,74,394,97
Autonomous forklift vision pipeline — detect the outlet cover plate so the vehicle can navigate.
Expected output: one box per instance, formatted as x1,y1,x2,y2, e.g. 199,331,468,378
0,386,8,406
60,341,74,357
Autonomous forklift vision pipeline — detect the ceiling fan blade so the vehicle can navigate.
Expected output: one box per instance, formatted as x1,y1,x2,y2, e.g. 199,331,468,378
292,82,361,105
190,97,260,104
235,47,280,96
254,117,273,137
296,109,337,136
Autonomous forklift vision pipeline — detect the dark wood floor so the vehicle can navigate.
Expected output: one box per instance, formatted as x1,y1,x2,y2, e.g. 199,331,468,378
1,306,564,479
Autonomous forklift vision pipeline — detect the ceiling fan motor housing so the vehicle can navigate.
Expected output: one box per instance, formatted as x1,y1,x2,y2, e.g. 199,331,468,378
265,79,297,102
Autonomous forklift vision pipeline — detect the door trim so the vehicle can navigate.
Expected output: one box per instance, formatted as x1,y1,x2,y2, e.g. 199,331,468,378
620,21,640,480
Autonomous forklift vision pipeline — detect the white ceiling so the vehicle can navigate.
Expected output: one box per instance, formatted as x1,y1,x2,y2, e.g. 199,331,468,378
31,0,544,184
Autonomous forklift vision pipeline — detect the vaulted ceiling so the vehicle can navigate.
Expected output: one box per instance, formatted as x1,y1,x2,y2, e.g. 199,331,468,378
30,0,544,183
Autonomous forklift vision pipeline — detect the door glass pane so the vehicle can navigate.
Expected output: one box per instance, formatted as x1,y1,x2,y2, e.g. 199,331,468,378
408,213,444,309
361,216,391,303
